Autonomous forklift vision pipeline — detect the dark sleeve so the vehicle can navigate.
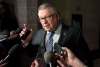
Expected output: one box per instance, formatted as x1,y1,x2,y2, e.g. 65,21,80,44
64,23,92,66
70,23,92,66
74,33,91,64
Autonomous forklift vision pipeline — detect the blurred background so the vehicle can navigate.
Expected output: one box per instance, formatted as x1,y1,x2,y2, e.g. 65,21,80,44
0,0,100,67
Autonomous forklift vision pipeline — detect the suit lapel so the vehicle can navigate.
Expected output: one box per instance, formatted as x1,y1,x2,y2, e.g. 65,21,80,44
40,30,46,50
58,24,70,46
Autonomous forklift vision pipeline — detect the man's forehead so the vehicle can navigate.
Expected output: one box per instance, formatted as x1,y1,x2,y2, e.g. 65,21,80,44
38,8,55,15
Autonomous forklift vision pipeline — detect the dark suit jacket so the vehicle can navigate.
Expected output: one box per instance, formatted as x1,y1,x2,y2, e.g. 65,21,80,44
32,23,91,66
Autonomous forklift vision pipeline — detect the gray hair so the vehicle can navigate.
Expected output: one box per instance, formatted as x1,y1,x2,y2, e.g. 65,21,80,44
38,3,58,15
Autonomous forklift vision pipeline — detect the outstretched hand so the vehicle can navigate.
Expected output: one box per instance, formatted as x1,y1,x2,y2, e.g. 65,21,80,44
19,24,33,47
31,58,45,67
56,47,87,67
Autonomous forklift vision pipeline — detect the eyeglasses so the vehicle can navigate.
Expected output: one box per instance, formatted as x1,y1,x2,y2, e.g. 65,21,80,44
39,14,56,21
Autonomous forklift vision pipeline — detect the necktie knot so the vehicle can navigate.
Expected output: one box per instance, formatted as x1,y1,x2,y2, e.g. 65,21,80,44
47,32,54,39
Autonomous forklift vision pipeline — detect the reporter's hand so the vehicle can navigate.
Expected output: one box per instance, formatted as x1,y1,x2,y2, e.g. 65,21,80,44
55,47,68,67
56,47,87,67
19,24,32,47
31,59,45,67
19,24,32,39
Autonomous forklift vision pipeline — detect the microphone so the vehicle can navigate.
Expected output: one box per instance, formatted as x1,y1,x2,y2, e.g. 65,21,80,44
0,28,31,64
54,43,63,54
15,28,22,34
0,44,20,64
44,51,54,64
43,43,65,67
0,28,21,43
8,44,19,55
0,38,7,42
44,51,58,67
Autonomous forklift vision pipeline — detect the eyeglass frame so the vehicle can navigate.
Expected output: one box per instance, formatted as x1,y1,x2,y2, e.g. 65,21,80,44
39,13,57,21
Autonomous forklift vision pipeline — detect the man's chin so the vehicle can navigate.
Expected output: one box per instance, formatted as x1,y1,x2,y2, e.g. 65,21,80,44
44,28,51,32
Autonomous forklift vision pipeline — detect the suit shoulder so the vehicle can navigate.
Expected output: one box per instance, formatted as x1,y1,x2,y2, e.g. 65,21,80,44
32,29,45,45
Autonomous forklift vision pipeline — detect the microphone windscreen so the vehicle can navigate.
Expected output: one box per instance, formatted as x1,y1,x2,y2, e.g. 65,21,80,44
44,51,54,64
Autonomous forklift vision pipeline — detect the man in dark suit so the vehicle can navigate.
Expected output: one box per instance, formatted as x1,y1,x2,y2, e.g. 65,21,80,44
29,3,92,67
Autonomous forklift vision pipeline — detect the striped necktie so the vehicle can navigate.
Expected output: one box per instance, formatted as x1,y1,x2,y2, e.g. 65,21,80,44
46,32,54,52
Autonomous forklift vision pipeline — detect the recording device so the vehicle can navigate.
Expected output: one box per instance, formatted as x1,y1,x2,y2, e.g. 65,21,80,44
9,28,31,40
44,43,64,67
14,28,22,34
44,43,63,63
0,44,19,64
44,51,57,67
0,28,21,43
0,28,31,64
54,43,63,54
0,27,31,43
20,28,31,40
44,51,54,64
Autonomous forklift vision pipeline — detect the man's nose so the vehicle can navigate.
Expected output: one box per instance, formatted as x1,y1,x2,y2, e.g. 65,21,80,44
42,19,48,24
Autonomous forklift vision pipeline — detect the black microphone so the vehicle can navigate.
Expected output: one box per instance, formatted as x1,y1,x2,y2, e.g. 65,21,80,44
8,44,19,55
0,38,7,42
0,28,21,43
54,43,63,54
0,44,20,64
15,28,22,34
